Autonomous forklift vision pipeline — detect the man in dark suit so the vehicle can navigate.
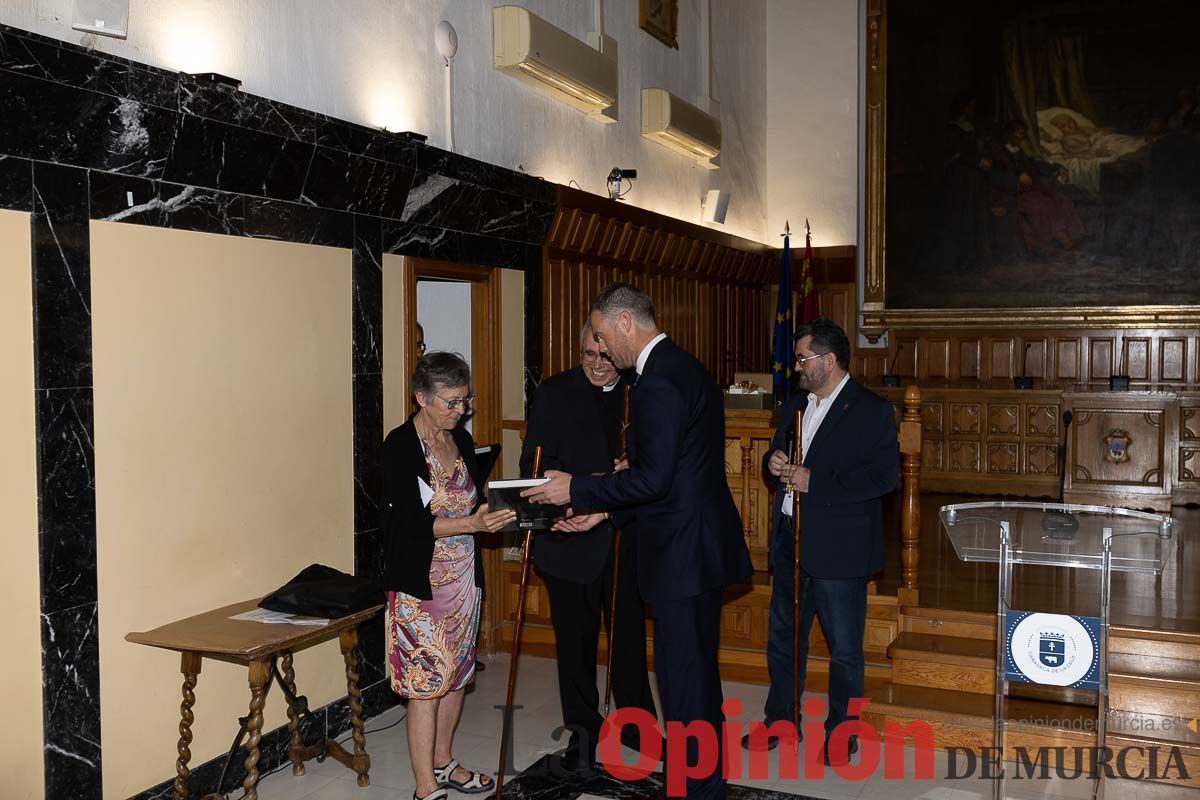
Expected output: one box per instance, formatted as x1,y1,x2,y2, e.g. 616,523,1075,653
747,318,897,766
524,282,754,800
519,323,656,773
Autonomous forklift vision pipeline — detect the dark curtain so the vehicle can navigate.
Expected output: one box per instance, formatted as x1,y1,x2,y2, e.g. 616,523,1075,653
999,20,1098,154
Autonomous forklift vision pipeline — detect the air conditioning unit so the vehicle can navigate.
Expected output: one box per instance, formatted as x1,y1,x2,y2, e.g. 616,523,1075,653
641,88,721,169
493,6,618,123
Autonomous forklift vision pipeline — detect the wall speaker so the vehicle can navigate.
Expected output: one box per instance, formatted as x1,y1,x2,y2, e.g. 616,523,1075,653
72,0,129,39
701,189,730,224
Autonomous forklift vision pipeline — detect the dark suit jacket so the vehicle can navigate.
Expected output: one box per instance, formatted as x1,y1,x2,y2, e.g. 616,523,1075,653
764,378,898,579
520,367,630,584
380,417,485,600
570,337,754,603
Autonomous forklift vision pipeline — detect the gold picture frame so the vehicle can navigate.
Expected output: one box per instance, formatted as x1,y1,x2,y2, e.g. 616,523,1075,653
640,0,679,49
859,0,1200,342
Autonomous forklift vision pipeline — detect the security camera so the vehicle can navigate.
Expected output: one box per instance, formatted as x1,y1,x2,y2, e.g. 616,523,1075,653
607,167,637,200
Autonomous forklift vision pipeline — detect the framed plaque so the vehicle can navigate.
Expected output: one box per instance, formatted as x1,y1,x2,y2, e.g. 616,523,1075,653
640,0,679,49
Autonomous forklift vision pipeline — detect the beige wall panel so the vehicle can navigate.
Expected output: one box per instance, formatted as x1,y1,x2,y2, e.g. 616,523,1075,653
501,268,525,479
0,210,45,800
382,253,410,434
90,223,354,798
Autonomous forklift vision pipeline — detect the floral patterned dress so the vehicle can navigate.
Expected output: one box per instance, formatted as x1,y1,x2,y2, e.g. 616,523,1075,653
386,438,481,699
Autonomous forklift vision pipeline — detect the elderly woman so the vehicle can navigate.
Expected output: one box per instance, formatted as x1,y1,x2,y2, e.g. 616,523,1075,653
382,352,515,800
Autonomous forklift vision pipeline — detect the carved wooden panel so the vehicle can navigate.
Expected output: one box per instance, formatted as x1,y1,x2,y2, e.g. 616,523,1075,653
725,431,774,570
1027,405,1059,438
1162,338,1188,383
1024,338,1047,379
949,403,981,435
987,443,1019,474
948,441,980,472
1180,449,1199,483
922,440,944,471
988,404,1018,436
1064,393,1176,509
1026,444,1058,475
921,402,944,435
1125,338,1151,381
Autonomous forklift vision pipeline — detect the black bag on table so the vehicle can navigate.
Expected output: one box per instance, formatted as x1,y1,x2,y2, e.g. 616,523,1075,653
259,564,383,619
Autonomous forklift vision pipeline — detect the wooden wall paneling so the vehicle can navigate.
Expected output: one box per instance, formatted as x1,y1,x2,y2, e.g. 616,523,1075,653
1020,337,1047,379
958,338,981,380
1161,337,1188,383
987,337,1016,380
1180,395,1200,504
1124,336,1151,381
1064,391,1174,510
1090,337,1115,381
1056,337,1082,382
921,337,951,379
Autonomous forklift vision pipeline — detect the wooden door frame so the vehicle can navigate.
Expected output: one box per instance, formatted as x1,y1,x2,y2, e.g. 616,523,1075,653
403,256,505,655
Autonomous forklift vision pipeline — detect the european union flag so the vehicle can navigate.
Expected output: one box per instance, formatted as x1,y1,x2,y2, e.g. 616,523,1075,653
772,233,793,397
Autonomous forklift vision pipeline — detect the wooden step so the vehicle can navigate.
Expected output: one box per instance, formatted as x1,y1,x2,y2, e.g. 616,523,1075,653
1111,623,1200,663
900,605,995,640
1106,732,1200,787
888,632,994,694
1109,652,1200,721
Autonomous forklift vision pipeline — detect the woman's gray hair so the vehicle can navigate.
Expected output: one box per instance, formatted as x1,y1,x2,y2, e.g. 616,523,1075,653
411,351,471,396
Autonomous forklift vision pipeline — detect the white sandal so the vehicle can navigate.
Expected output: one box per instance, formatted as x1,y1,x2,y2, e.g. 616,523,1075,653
433,758,495,794
414,789,448,800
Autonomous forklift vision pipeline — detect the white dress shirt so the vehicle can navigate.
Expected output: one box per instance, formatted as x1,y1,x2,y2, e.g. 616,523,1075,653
783,372,851,517
635,332,668,375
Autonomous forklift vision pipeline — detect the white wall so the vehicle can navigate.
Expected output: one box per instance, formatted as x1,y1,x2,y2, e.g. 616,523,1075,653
765,0,859,246
2,0,769,242
417,279,473,366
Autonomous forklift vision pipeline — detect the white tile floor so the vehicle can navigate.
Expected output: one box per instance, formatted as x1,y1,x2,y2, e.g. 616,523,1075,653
254,655,1198,800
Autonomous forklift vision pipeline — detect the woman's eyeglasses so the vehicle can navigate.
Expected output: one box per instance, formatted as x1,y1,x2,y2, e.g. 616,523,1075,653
435,393,473,411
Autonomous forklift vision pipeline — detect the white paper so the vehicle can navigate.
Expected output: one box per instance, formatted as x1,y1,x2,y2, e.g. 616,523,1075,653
230,608,328,626
418,476,435,507
782,488,794,517
488,477,549,489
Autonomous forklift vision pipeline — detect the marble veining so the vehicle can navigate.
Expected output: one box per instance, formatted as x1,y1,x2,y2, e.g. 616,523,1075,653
501,755,815,800
352,215,384,376
0,153,32,210
41,601,102,799
353,372,384,537
31,162,92,387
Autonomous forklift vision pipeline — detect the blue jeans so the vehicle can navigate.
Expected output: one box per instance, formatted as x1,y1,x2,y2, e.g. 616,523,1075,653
764,516,868,737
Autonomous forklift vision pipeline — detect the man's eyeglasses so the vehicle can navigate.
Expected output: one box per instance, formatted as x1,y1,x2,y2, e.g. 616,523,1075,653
794,351,829,365
435,393,473,411
581,350,612,364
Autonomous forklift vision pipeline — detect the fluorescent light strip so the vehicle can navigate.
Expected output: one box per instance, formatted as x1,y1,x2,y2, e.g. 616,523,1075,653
517,61,612,108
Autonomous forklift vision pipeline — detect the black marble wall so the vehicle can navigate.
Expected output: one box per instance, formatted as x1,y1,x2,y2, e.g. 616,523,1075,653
0,24,554,799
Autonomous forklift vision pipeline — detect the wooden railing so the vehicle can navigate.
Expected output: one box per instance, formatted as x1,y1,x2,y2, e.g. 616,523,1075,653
898,385,923,605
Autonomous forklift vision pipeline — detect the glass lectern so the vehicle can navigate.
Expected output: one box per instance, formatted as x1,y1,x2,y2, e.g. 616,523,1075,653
939,501,1176,800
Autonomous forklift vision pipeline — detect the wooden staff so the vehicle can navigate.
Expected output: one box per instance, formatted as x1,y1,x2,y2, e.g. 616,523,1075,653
496,445,541,800
602,384,633,717
791,410,803,740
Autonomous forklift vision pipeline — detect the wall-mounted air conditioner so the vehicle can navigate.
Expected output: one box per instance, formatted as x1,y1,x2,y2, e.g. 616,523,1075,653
493,6,618,123
641,88,721,169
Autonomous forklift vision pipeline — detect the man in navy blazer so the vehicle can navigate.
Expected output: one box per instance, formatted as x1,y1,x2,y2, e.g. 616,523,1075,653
524,282,753,799
748,318,897,766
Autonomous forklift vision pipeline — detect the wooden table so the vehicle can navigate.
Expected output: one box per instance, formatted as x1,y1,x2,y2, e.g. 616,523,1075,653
126,598,385,800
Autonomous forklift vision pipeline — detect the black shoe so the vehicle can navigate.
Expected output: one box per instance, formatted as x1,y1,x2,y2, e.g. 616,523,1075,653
741,720,801,751
823,735,859,767
620,726,665,756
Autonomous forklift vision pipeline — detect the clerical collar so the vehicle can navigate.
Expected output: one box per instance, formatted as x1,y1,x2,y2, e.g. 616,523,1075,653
601,378,619,392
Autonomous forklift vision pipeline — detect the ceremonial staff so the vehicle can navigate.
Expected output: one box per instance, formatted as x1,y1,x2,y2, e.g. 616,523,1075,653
496,445,541,800
791,409,803,740
602,384,633,717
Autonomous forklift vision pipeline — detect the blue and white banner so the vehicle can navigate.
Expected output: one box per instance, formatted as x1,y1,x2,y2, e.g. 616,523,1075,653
1004,611,1101,689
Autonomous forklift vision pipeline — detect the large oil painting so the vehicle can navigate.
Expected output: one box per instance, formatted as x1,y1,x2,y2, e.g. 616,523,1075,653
885,0,1200,309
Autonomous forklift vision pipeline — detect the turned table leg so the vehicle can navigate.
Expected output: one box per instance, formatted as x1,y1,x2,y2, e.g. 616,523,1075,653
174,652,202,800
241,659,271,800
281,650,305,776
339,628,371,786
